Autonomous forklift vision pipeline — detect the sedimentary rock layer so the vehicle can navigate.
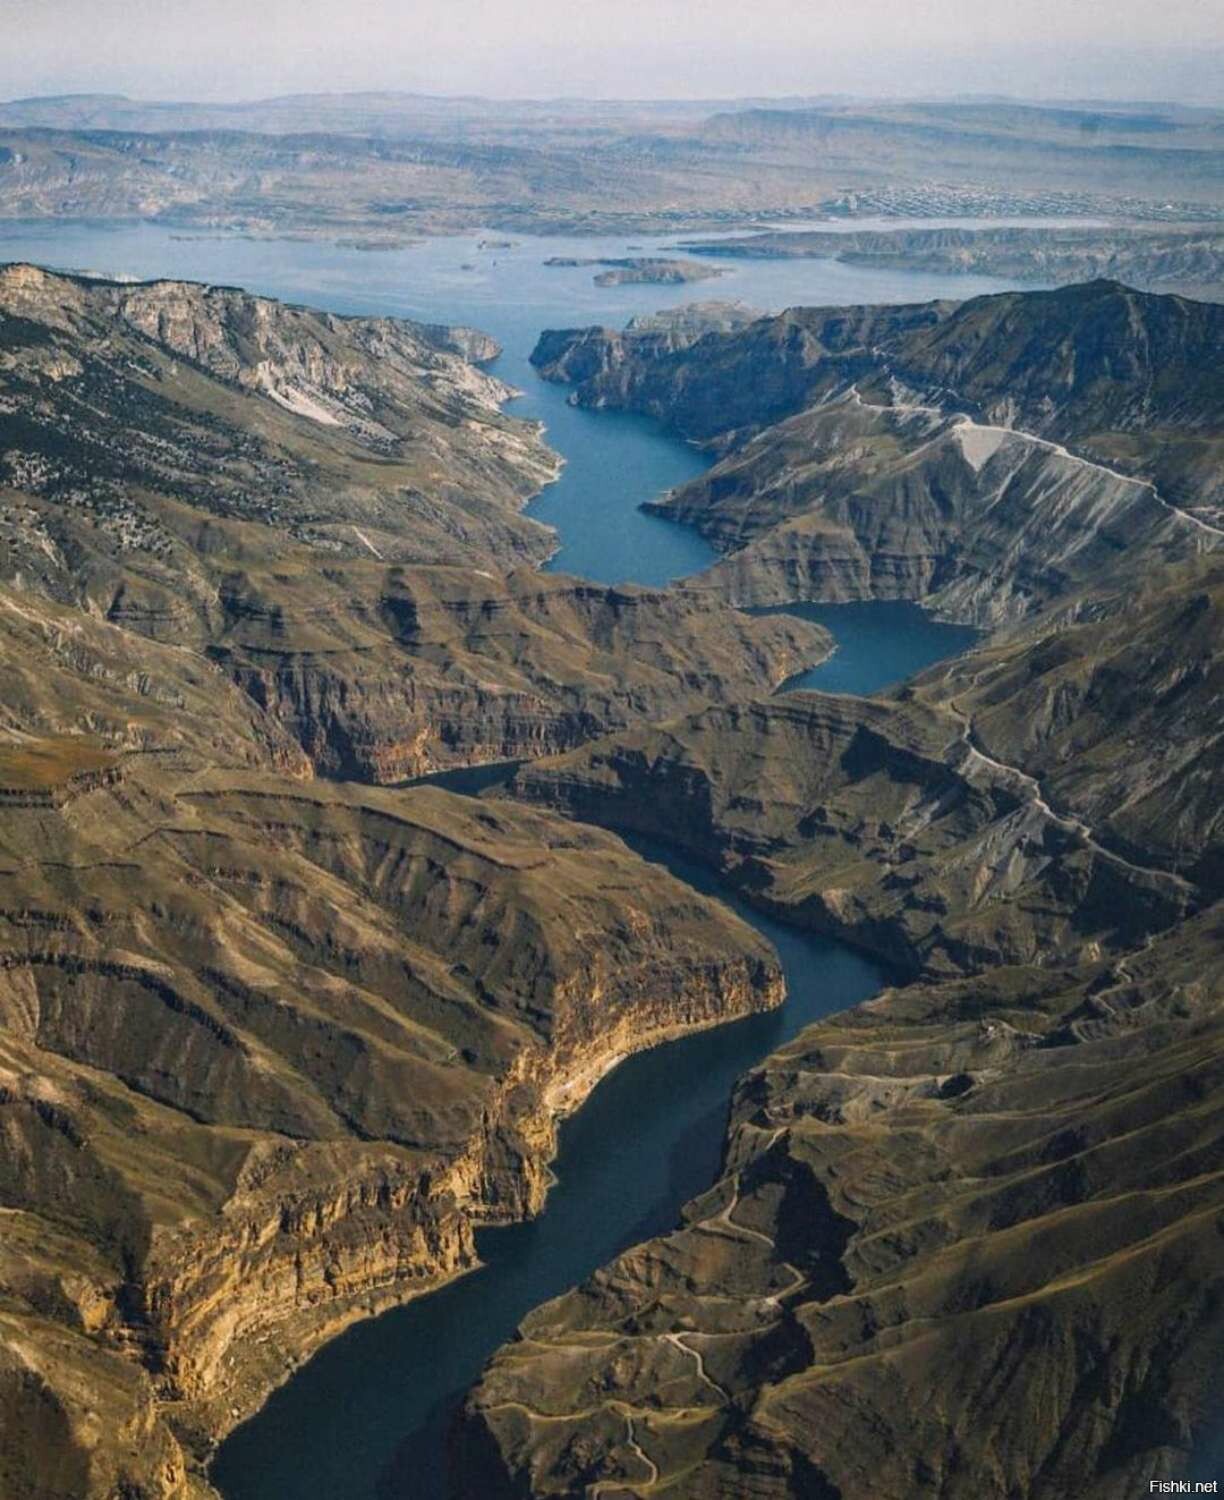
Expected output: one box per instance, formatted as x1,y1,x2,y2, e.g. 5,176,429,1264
0,747,783,1497
0,265,830,778
0,265,818,1497
461,910,1224,1499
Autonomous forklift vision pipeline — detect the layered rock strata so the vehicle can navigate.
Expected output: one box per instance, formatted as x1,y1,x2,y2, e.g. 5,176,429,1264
461,909,1224,1498
0,746,783,1496
0,265,830,778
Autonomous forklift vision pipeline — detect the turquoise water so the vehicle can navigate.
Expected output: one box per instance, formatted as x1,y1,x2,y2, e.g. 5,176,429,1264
0,221,1012,1498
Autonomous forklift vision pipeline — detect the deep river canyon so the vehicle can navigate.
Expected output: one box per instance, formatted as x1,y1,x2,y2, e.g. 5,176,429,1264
0,218,1023,1498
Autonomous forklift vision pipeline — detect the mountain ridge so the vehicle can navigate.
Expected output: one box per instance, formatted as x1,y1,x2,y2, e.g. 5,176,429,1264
533,280,1224,621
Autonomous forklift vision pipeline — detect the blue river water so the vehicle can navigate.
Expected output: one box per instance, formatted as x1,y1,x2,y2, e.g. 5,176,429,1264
0,220,1012,1497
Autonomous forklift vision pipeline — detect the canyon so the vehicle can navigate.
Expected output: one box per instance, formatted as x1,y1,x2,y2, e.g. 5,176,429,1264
0,235,1219,1500
0,265,828,781
449,282,1224,1496
0,262,832,1498
461,547,1224,1499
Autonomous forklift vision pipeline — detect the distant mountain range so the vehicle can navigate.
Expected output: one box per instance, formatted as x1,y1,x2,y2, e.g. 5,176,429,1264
0,95,1220,236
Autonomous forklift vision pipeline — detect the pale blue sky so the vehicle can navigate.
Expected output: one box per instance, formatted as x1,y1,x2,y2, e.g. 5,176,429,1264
5,0,1223,104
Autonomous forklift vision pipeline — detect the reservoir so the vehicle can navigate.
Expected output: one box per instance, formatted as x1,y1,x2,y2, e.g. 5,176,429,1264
0,220,1013,1498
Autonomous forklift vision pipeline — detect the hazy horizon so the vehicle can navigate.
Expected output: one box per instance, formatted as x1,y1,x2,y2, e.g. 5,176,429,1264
6,0,1224,108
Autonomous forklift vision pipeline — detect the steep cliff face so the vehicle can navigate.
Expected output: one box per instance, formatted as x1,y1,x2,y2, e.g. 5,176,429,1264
0,264,559,601
0,750,783,1496
460,910,1224,1499
532,300,953,444
201,566,828,782
0,264,823,1499
533,282,1224,618
651,395,1215,622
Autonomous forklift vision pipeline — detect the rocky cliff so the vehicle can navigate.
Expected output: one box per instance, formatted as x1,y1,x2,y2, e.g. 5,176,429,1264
533,282,1224,620
507,560,1221,975
0,265,821,1499
0,741,784,1498
0,265,830,778
461,907,1224,1498
4,260,1222,1500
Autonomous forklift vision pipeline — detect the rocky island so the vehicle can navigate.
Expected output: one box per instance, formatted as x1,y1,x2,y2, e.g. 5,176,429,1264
543,256,728,286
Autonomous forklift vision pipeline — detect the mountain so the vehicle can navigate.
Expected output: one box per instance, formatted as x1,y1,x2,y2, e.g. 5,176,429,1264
0,265,828,779
461,557,1224,1498
0,754,782,1498
533,281,1224,621
3,258,1222,1500
697,101,1224,201
506,559,1222,973
461,907,1224,1500
458,279,1224,1500
0,97,1220,237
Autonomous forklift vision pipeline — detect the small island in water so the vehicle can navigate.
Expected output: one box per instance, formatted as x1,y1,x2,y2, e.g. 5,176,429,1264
543,254,728,285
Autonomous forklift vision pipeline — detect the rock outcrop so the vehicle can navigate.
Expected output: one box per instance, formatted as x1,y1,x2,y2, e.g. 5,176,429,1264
0,266,817,1498
461,909,1224,1499
0,741,783,1497
0,265,830,778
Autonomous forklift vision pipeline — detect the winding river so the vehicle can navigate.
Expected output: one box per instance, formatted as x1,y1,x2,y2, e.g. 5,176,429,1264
1,219,998,1497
